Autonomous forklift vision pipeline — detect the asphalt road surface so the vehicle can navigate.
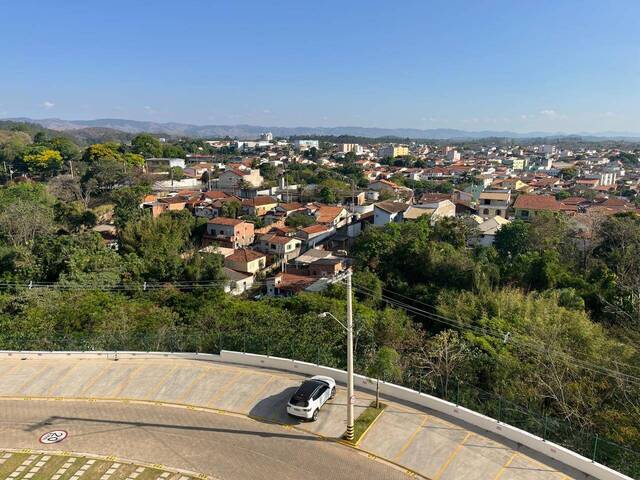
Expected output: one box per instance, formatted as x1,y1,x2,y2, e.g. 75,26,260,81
0,400,408,480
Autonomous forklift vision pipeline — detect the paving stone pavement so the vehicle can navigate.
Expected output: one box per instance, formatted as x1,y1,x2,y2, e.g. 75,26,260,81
0,357,585,480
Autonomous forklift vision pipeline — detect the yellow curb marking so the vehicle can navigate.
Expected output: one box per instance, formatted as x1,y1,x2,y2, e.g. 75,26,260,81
240,375,274,410
394,414,430,461
355,405,387,447
433,432,472,480
17,365,49,394
79,365,112,396
206,371,243,406
0,364,19,382
494,451,518,480
144,366,178,399
177,370,209,403
44,363,79,396
113,365,145,397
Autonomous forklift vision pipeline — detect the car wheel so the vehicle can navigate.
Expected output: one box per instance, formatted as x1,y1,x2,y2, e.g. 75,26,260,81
330,387,336,399
312,409,319,421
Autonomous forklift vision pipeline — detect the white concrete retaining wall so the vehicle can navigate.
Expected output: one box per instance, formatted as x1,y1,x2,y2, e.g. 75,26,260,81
0,349,630,480
220,350,632,480
0,350,221,362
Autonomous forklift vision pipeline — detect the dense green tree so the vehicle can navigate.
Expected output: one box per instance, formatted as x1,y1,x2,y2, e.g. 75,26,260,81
367,346,401,407
221,199,242,218
494,220,530,258
131,134,162,158
53,201,97,232
162,143,186,159
259,163,278,181
112,186,149,230
285,212,315,228
119,210,195,281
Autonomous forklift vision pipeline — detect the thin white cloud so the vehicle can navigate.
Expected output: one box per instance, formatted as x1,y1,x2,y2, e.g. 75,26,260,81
143,105,157,114
539,109,558,117
42,101,55,109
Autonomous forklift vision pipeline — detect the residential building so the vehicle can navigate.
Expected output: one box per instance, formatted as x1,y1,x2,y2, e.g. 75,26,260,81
513,194,568,220
146,157,186,170
314,205,349,227
446,150,461,162
295,224,335,249
222,267,254,296
257,233,302,261
260,132,273,141
224,248,266,274
294,139,319,150
378,145,409,158
241,196,278,216
373,201,410,226
403,200,456,224
339,143,363,155
473,215,510,247
205,217,255,247
478,189,511,218
218,168,263,190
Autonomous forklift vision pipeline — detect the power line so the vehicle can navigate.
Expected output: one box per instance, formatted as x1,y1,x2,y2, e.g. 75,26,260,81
348,281,640,386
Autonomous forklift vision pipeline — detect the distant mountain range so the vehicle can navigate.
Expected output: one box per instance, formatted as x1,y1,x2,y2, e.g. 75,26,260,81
6,117,640,141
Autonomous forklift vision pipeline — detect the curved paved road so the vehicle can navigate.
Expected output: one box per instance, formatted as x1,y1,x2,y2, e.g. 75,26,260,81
0,356,583,480
0,400,407,480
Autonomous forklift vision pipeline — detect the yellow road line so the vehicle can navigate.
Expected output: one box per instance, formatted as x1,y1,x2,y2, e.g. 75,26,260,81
144,366,178,399
518,453,565,479
113,365,144,397
207,371,243,406
0,396,429,479
0,363,18,382
393,415,429,461
494,451,518,480
177,370,209,403
240,375,274,410
44,363,79,396
17,365,49,394
356,406,387,446
433,432,472,480
79,365,111,396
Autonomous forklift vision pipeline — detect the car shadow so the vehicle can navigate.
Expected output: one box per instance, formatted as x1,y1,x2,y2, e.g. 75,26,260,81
248,386,304,426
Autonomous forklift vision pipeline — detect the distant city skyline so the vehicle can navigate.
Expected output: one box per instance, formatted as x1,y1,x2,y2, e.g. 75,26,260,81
1,0,638,133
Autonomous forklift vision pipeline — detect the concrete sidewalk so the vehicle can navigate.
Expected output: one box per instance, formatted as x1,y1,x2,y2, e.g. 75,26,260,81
0,357,582,480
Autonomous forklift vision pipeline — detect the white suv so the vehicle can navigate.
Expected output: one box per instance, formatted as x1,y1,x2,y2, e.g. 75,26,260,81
286,375,336,421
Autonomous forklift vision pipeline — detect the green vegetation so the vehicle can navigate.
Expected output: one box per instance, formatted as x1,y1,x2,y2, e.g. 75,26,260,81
349,401,386,443
0,122,639,475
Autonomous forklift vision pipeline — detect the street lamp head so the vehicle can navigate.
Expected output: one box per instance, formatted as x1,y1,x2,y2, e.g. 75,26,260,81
318,312,329,318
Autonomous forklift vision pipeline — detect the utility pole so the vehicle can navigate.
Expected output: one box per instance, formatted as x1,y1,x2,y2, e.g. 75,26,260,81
69,160,74,179
346,269,355,441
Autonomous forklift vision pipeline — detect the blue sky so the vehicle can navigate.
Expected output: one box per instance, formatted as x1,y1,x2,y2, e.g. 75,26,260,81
1,0,639,133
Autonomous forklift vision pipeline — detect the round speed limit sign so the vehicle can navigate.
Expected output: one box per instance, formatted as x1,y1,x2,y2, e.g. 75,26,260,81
39,430,68,444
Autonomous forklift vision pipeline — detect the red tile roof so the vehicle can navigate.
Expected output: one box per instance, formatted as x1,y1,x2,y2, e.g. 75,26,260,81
208,216,245,226
242,196,278,207
300,224,330,234
513,194,563,211
226,248,265,263
316,206,345,224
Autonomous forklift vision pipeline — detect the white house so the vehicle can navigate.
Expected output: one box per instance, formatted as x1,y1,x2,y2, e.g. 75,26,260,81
373,201,410,226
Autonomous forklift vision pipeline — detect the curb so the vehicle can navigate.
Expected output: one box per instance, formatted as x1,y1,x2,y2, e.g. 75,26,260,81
0,395,430,479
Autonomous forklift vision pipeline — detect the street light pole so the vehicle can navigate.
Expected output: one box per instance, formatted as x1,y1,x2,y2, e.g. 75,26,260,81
318,269,355,441
345,270,355,441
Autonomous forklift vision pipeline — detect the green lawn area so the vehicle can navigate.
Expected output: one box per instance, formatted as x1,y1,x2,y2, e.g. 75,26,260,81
346,401,386,444
0,451,197,480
